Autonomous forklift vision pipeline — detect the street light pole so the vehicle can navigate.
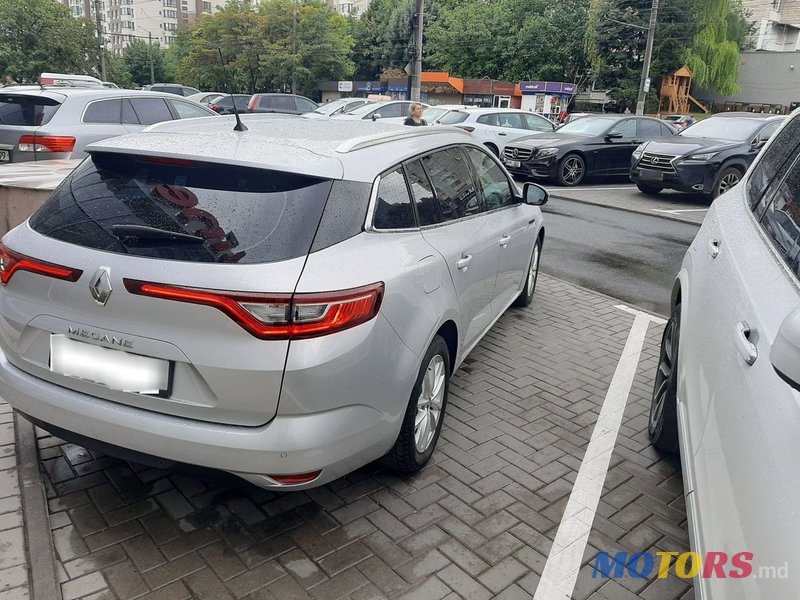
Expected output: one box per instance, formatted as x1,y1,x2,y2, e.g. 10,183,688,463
409,0,424,102
148,31,155,85
94,0,107,81
635,0,659,115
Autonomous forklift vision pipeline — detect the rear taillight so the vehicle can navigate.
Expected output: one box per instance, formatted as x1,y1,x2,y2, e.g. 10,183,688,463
123,279,384,340
456,126,476,133
18,135,76,153
210,104,221,112
0,242,83,285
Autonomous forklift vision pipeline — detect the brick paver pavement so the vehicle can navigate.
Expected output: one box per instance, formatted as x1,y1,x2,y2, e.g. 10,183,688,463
22,274,691,600
0,403,28,599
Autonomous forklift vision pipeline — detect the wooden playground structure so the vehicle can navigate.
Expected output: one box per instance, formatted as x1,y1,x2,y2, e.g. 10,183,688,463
658,66,709,115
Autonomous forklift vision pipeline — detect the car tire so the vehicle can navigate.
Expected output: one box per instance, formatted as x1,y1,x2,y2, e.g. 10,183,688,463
649,302,681,452
713,166,743,198
636,183,663,195
485,143,499,157
557,153,585,186
513,237,542,308
384,336,450,473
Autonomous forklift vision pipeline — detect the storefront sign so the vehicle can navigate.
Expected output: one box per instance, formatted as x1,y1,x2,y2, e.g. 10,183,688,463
337,81,353,92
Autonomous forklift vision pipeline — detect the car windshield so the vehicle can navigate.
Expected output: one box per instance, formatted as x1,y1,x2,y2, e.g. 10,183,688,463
314,98,356,115
679,118,764,141
556,117,619,135
346,102,390,117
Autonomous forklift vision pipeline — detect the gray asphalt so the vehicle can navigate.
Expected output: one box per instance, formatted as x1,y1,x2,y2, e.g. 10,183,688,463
539,197,701,316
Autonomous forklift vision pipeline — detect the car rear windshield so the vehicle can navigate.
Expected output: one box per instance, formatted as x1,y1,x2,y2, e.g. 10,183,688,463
0,94,62,126
30,152,333,264
438,111,469,125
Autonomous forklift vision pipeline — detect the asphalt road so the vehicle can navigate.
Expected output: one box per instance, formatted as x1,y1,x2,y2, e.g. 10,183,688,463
538,195,701,316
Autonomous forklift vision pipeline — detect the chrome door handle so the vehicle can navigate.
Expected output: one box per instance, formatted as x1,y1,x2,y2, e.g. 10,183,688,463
499,235,511,247
456,253,473,271
734,321,758,366
708,239,720,259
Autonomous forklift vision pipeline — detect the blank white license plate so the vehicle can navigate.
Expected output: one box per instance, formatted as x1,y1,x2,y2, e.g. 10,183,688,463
50,335,170,394
0,150,9,162
640,169,663,181
505,159,521,168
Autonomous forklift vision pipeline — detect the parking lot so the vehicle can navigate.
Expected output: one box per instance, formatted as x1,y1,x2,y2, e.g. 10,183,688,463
1,273,693,600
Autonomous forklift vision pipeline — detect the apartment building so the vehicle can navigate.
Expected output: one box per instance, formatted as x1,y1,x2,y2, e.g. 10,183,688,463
61,0,226,53
743,0,800,50
325,0,371,17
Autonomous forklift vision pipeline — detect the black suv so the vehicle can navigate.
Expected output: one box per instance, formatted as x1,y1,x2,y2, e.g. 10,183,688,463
630,112,785,198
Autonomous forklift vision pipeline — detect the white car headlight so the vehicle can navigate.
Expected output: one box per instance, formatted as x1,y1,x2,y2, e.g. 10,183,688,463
632,144,646,160
536,147,559,158
686,152,719,161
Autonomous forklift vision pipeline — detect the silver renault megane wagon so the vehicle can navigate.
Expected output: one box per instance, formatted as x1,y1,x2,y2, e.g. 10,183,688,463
0,115,547,489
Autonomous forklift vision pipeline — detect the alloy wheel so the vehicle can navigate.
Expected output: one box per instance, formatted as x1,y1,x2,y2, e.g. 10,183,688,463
561,156,584,185
717,171,740,196
649,316,676,435
527,244,539,296
415,354,445,453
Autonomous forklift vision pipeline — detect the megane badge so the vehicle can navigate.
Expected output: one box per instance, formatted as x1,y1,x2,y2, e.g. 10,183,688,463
89,267,113,306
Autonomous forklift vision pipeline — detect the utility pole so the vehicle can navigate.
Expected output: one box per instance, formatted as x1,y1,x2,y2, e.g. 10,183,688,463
291,3,297,93
94,0,107,81
409,0,424,102
148,31,155,84
635,0,659,115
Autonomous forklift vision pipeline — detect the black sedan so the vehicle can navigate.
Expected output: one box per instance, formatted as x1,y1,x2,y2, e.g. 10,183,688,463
208,94,252,115
630,112,785,198
502,115,676,186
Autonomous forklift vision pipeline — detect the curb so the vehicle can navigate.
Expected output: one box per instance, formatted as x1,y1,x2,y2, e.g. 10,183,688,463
547,191,706,226
15,413,62,600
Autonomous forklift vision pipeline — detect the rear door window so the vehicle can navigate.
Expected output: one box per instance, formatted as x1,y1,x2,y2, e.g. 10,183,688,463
464,147,514,210
30,153,333,265
405,159,440,226
121,99,139,124
83,99,122,124
638,119,663,139
438,111,469,125
376,103,403,118
129,98,173,125
264,96,295,111
170,100,211,119
422,148,483,221
373,169,416,229
523,113,553,132
477,114,498,126
294,97,317,112
0,94,62,126
497,113,525,129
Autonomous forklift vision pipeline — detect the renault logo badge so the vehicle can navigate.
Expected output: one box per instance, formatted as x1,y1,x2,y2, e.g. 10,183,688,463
89,267,113,306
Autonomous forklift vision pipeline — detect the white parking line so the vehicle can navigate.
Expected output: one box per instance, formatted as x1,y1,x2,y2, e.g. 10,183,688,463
548,186,635,192
532,306,663,600
652,208,708,215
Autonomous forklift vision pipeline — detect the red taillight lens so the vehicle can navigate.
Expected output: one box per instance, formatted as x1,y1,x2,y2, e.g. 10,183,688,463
123,279,384,340
210,104,221,112
18,135,76,153
456,126,476,133
0,242,83,285
269,470,322,485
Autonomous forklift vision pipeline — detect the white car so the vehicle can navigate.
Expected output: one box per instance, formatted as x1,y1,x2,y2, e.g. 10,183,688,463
436,108,556,156
649,108,800,598
332,100,429,125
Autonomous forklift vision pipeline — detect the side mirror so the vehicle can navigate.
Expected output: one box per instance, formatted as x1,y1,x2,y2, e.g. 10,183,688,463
605,131,624,140
523,182,548,206
770,308,800,392
371,113,381,121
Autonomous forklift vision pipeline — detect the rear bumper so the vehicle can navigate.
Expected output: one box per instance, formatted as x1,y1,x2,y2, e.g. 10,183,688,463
0,344,401,490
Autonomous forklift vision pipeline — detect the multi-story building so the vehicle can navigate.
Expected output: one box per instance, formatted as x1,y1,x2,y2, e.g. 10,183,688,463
61,0,226,53
743,0,800,51
326,0,371,17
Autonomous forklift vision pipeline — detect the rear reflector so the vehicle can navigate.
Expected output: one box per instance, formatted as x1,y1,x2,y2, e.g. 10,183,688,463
18,135,76,153
0,242,83,285
123,279,384,340
269,470,322,485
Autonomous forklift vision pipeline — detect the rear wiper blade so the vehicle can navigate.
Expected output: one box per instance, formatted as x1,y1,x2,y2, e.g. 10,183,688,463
110,224,203,244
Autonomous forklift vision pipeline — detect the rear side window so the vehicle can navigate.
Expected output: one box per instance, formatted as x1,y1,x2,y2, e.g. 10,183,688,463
0,94,61,126
83,99,122,124
523,113,553,132
295,97,317,112
439,111,469,125
374,169,415,229
376,103,403,118
477,114,497,126
748,118,800,214
129,98,173,125
264,96,294,110
170,100,210,119
422,148,483,221
405,159,440,226
30,153,333,264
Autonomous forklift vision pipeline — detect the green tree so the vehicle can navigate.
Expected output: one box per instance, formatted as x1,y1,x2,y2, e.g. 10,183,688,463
103,51,134,88
0,0,99,81
124,39,169,87
352,0,417,80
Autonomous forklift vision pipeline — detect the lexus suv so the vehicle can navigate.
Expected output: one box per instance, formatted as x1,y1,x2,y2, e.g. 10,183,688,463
0,115,547,490
630,112,785,198
648,108,800,598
